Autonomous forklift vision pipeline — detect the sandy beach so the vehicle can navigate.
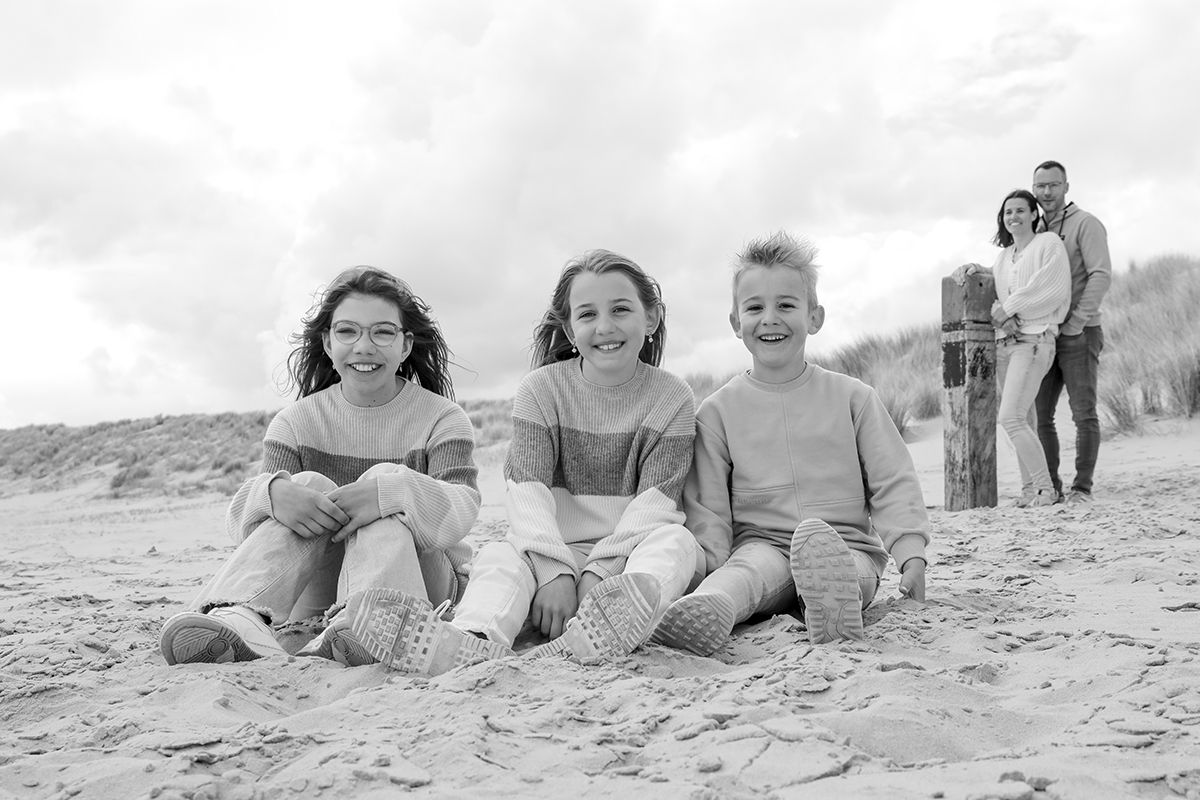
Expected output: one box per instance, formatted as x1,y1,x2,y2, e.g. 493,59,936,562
2,417,1198,799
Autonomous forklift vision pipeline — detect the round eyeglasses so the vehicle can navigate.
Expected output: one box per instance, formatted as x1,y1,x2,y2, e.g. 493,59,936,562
330,321,404,347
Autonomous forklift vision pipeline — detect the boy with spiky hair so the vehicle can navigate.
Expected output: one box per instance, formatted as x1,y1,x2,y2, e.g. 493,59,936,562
652,231,930,655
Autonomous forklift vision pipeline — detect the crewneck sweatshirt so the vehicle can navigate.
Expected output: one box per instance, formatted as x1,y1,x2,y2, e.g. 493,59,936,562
503,359,695,587
684,366,929,576
225,380,479,573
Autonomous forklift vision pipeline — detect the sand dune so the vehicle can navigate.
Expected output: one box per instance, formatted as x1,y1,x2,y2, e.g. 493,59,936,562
2,418,1198,799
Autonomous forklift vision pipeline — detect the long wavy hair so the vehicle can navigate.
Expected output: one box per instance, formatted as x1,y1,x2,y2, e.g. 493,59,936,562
285,266,454,399
993,189,1042,248
530,249,666,368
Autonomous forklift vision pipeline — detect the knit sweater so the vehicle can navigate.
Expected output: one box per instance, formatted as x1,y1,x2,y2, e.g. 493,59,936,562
684,366,929,576
991,232,1072,337
225,380,479,573
504,359,695,588
1036,201,1112,335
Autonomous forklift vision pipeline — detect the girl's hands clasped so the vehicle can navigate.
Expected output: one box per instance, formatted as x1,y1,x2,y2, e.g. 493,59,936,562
268,477,350,539
326,478,383,543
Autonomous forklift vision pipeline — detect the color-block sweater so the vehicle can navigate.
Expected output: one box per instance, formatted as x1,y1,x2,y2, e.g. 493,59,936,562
684,366,929,576
503,359,695,588
225,381,479,573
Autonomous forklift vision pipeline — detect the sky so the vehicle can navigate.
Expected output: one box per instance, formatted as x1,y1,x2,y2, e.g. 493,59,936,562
2,1,1198,429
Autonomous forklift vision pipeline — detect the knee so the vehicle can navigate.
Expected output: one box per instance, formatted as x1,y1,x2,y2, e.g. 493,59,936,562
360,462,404,479
292,471,336,492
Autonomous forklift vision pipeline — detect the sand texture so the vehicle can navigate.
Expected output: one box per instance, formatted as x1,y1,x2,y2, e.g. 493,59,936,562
2,420,1199,799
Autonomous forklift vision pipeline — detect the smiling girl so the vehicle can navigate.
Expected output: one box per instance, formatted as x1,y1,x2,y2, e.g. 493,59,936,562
346,250,703,675
159,267,479,667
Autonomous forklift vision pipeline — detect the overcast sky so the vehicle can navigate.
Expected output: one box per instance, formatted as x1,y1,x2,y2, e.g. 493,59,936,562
2,1,1197,429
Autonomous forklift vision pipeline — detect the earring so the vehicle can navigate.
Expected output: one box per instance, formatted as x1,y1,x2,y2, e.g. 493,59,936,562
571,344,577,354
648,333,654,344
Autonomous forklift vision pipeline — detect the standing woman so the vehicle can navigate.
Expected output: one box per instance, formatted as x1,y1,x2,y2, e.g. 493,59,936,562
957,189,1071,507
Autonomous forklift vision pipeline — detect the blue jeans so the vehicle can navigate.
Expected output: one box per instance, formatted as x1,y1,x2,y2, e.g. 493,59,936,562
996,332,1056,496
1035,326,1104,495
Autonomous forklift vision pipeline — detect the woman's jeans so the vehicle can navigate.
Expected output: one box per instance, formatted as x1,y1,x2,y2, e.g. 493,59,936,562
996,332,1057,496
190,466,458,625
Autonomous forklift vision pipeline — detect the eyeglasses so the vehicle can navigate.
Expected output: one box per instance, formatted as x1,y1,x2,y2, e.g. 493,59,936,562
330,321,404,347
1032,182,1064,191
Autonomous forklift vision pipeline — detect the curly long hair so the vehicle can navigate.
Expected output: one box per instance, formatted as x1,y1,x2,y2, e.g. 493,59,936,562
530,249,666,369
992,189,1042,248
285,266,454,399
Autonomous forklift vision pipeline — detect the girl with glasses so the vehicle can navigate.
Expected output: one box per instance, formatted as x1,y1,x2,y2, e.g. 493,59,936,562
159,266,479,667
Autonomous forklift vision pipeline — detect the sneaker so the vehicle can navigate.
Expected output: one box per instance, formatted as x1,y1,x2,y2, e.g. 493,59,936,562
650,593,736,656
1023,489,1057,508
160,605,289,665
345,589,511,676
295,609,375,667
789,521,864,645
1065,488,1094,505
525,572,661,660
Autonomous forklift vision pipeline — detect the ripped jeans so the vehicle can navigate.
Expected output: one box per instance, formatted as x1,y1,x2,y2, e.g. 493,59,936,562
996,332,1057,496
190,466,459,625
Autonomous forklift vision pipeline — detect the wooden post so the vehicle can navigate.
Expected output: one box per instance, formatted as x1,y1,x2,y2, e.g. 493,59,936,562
942,273,997,511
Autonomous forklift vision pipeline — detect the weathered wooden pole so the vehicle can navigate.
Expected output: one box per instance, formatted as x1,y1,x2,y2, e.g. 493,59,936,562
942,273,997,511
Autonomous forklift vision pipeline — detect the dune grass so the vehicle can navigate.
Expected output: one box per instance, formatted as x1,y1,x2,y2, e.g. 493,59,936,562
1,254,1193,497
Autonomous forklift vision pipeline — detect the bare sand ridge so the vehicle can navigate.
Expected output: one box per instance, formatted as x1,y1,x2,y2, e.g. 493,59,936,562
1,419,1198,799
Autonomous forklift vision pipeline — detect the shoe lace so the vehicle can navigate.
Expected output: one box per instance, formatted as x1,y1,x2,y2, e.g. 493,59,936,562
432,599,454,621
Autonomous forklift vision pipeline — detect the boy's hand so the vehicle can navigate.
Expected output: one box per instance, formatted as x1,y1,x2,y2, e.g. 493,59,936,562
268,477,351,539
327,478,383,543
898,558,926,601
531,574,578,640
576,571,603,606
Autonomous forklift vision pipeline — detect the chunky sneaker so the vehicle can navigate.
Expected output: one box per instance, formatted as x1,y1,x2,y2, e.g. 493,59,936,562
526,572,661,660
160,605,289,665
650,592,737,656
790,521,864,644
295,609,375,667
346,589,511,676
1023,488,1058,508
1065,488,1094,505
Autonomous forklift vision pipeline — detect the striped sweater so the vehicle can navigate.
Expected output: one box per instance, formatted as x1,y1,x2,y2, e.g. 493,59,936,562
504,359,696,587
225,380,479,573
991,232,1071,337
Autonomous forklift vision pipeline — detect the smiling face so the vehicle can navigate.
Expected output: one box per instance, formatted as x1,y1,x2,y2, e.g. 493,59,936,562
322,292,413,406
731,265,825,383
1003,196,1037,240
1032,165,1069,218
566,270,659,386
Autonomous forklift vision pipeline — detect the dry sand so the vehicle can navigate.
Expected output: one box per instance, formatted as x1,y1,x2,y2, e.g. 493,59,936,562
2,418,1198,799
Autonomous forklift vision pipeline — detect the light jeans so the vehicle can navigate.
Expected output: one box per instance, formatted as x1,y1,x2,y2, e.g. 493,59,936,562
190,465,458,625
689,533,881,625
997,332,1057,495
452,525,705,648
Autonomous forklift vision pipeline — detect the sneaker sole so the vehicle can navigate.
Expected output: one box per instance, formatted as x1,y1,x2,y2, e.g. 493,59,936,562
526,572,661,660
347,589,509,676
160,612,263,665
650,593,736,656
790,522,864,644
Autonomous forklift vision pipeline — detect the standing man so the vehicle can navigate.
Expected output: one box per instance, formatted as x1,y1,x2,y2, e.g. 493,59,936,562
1031,160,1111,503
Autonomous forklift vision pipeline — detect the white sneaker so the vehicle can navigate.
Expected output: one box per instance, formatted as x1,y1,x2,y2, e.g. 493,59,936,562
525,572,661,660
160,605,289,665
295,609,376,667
650,593,737,656
790,521,864,644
